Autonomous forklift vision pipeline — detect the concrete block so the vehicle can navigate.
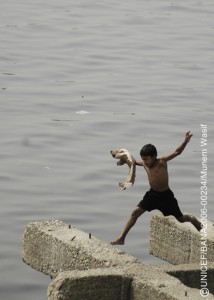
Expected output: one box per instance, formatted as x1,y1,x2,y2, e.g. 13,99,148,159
149,213,214,264
48,268,132,300
22,219,214,300
22,220,139,277
126,263,214,300
47,263,214,300
162,263,214,296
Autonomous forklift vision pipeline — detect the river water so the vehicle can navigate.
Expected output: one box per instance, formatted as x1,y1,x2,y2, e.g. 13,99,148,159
0,0,213,299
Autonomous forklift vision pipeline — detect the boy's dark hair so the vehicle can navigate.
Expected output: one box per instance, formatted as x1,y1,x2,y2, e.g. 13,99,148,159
140,144,157,157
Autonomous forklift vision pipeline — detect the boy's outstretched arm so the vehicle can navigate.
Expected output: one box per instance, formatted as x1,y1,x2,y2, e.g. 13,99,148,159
162,131,193,162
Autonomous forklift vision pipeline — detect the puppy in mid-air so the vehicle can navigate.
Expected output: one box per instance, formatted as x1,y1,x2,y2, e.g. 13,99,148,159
110,149,136,190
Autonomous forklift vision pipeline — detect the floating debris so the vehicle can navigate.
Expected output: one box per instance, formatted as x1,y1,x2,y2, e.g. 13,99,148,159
75,110,90,115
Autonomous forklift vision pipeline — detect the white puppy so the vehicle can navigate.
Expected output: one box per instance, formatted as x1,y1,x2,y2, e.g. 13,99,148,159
110,149,136,190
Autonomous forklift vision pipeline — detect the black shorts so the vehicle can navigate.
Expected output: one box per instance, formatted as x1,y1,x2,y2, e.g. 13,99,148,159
137,188,183,219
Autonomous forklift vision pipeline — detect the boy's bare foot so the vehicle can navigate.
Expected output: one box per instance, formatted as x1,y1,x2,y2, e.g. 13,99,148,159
192,218,202,231
110,238,124,245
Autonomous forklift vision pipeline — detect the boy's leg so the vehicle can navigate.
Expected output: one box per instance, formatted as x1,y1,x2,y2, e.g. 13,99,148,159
177,215,202,231
110,207,146,245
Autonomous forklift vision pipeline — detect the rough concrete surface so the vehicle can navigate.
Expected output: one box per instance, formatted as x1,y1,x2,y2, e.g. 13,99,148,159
22,216,214,300
22,219,138,277
126,262,214,300
48,269,132,300
150,213,214,264
162,263,214,297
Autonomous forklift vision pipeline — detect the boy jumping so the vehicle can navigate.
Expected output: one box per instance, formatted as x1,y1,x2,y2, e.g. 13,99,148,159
111,131,202,246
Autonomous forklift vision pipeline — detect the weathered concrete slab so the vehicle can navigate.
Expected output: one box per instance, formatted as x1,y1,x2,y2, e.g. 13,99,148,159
22,220,139,277
150,213,214,264
47,263,214,300
126,262,214,300
22,218,214,300
48,268,132,300
162,263,214,296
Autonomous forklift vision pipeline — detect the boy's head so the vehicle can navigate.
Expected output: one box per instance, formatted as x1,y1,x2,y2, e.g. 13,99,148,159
140,144,157,157
140,144,157,167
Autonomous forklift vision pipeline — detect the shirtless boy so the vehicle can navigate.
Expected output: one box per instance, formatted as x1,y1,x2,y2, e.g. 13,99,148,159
111,131,202,246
